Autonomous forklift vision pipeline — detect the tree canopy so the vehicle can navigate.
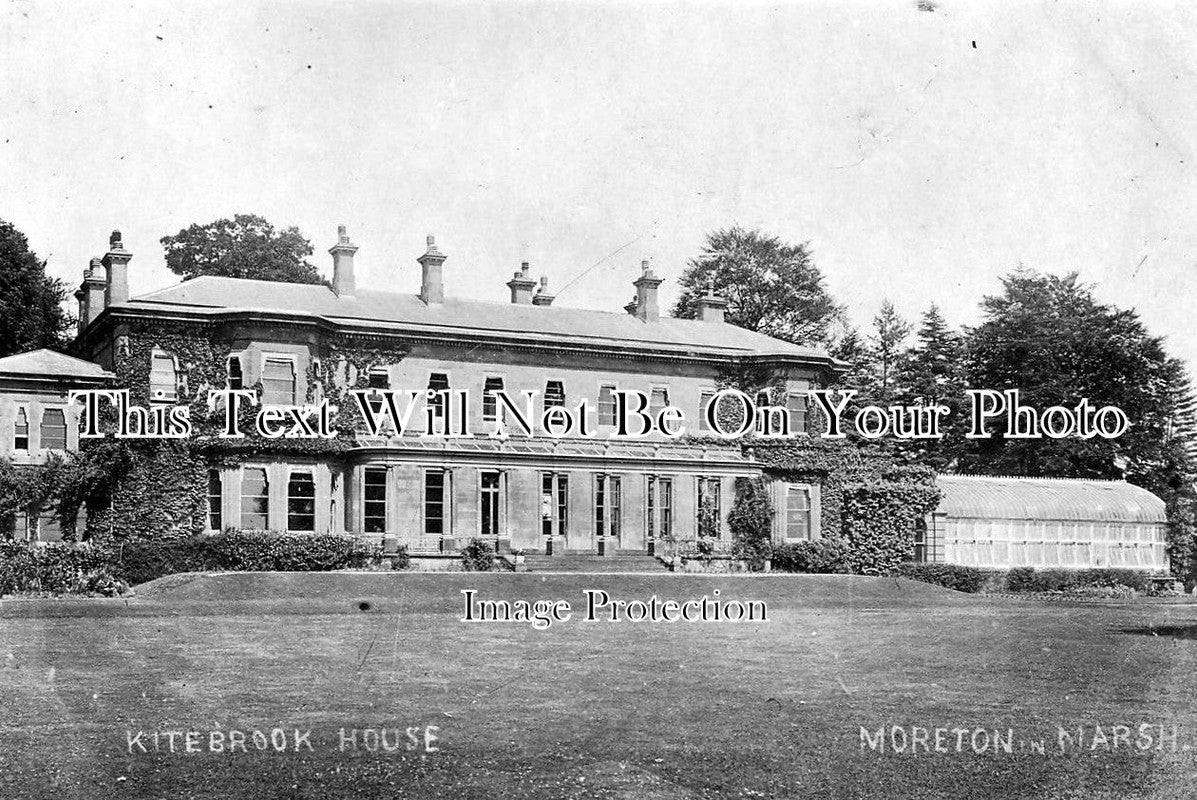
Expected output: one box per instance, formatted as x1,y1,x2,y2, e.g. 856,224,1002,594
0,219,73,357
672,225,844,346
958,270,1190,491
160,214,324,284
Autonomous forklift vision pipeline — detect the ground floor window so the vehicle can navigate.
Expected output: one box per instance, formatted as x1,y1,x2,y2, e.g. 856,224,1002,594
785,484,812,542
363,468,387,533
697,477,722,538
595,475,622,538
287,471,316,532
425,470,447,536
207,469,222,531
241,467,269,529
480,471,501,537
541,472,569,538
646,476,674,541
913,518,927,562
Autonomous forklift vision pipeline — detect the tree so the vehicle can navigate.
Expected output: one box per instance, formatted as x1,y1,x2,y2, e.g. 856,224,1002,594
892,304,967,469
959,269,1189,486
867,300,912,400
0,219,73,357
160,214,324,284
672,225,844,346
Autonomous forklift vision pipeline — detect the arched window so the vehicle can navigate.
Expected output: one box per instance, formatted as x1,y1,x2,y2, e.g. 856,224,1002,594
13,408,28,450
40,408,67,450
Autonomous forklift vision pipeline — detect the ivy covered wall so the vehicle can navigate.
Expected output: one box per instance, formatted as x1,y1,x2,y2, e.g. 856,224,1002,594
73,321,409,543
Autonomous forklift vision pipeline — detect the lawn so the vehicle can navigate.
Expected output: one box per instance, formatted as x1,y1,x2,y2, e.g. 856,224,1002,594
3,573,1197,799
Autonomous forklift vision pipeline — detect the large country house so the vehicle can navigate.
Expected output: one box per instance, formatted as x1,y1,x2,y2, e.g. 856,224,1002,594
65,227,841,559
0,226,1170,574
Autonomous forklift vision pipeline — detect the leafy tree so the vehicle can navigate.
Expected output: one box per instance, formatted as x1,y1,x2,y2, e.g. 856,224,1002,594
959,269,1189,488
672,225,844,346
867,299,911,400
0,219,73,357
160,214,324,284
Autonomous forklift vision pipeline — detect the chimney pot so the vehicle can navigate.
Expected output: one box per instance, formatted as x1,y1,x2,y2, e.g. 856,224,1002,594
532,274,555,307
418,234,447,304
631,258,664,322
507,259,538,304
696,280,729,323
102,228,132,307
329,224,359,296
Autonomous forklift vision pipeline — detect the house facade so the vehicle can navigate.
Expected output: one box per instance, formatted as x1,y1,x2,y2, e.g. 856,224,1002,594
0,349,115,541
65,227,844,557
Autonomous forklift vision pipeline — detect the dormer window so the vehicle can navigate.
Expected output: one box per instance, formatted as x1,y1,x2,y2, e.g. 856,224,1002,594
149,349,178,403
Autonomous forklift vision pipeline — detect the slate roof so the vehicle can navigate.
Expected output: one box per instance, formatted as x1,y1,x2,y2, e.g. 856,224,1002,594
125,276,834,361
0,349,113,381
935,475,1167,524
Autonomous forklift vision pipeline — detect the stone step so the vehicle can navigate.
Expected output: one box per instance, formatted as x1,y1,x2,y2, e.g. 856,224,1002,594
521,554,669,573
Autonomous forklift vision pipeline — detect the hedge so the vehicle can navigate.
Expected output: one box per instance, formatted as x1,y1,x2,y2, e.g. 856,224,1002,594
0,541,122,596
896,562,986,593
111,530,372,585
1004,566,1151,594
771,540,849,574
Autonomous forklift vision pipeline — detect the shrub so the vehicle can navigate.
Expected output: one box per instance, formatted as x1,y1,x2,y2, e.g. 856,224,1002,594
896,562,986,593
1005,566,1037,593
771,540,849,574
110,530,370,584
729,477,774,571
390,545,411,571
1000,567,1152,594
461,539,495,572
0,541,122,596
842,480,941,575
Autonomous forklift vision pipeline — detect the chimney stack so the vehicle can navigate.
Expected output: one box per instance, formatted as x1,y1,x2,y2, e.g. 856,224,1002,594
532,275,555,307
506,261,537,304
329,224,358,296
696,280,728,323
77,258,107,333
102,230,131,307
632,259,663,322
418,235,446,304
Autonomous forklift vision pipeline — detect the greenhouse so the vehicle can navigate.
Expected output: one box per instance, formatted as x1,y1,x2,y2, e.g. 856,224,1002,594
924,475,1169,571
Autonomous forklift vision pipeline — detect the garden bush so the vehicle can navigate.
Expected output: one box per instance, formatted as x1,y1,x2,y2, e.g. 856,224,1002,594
728,477,773,571
771,540,849,574
461,539,495,572
0,541,122,596
896,562,986,593
110,530,371,584
1002,566,1151,594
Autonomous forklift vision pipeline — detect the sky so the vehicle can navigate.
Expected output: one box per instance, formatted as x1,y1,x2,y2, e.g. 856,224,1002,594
2,0,1195,371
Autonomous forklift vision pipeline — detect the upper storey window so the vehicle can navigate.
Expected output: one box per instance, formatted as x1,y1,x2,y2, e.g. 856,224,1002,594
40,408,67,451
149,349,178,403
14,408,28,450
261,357,297,405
